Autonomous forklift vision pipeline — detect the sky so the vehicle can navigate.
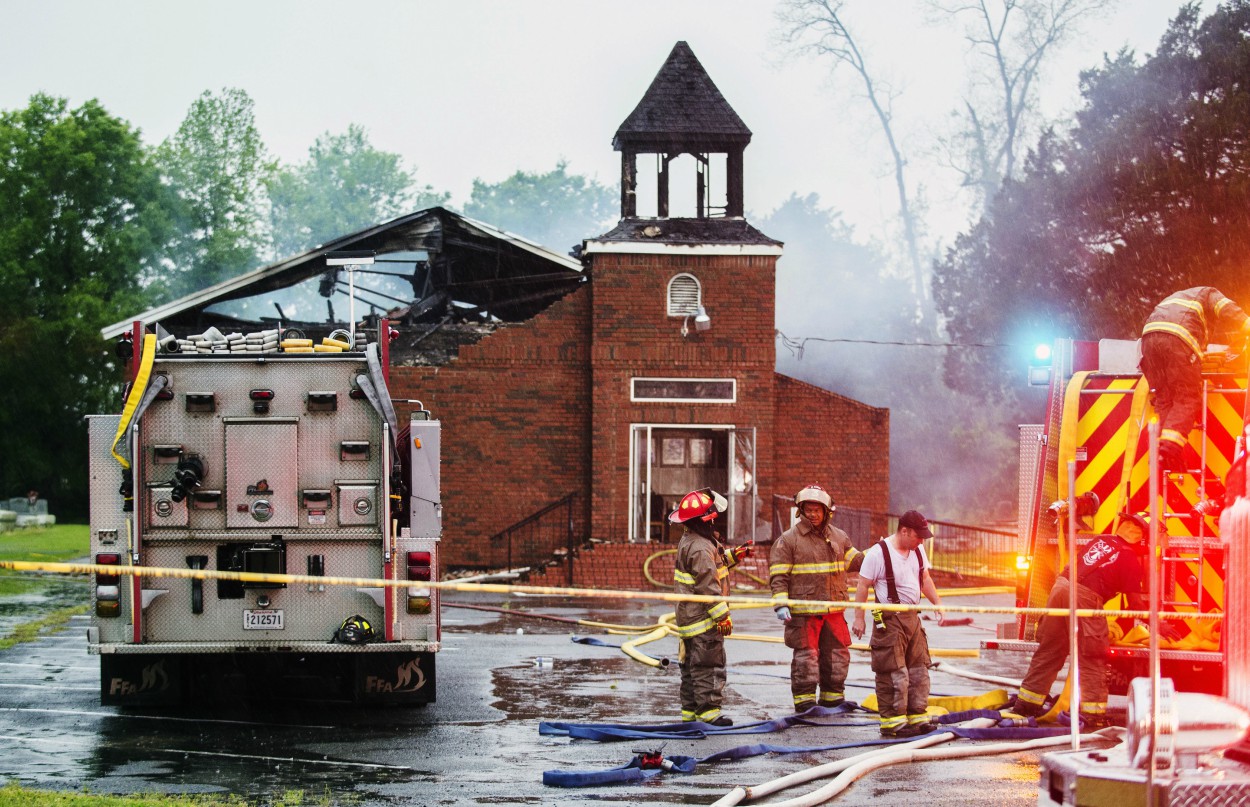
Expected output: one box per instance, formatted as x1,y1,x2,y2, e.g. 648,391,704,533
0,0,1213,252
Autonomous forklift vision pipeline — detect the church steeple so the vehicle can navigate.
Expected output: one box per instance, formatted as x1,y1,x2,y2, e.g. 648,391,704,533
613,42,752,219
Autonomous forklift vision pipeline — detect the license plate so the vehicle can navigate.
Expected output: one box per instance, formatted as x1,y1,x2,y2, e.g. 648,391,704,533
243,609,284,630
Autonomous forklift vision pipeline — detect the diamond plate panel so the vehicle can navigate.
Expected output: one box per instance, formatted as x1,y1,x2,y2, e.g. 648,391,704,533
88,415,133,646
140,539,384,644
225,420,298,528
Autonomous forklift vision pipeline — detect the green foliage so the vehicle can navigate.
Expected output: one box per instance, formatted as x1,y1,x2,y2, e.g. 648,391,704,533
0,523,89,563
153,88,273,299
463,161,617,256
0,782,251,806
934,0,1250,397
0,95,167,521
268,124,448,258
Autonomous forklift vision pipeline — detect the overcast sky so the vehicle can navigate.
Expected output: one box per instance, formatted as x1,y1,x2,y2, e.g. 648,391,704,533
1,0,1212,248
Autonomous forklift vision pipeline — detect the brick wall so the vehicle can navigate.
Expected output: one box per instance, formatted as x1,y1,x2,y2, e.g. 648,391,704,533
774,373,889,512
390,286,592,567
588,251,778,541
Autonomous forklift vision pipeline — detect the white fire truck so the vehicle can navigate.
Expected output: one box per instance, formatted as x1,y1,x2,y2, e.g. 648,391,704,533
86,321,441,706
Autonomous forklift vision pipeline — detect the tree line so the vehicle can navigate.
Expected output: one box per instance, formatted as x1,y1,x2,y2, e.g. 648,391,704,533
0,87,616,517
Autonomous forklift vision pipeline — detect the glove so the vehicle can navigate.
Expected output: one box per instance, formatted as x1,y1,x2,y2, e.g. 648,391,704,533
731,540,754,563
775,606,792,622
715,616,733,636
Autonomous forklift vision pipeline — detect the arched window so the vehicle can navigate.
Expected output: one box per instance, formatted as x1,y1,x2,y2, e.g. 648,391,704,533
667,273,702,317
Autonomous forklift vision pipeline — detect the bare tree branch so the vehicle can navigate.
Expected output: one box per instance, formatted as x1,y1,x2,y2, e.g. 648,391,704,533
775,0,934,332
929,0,1117,208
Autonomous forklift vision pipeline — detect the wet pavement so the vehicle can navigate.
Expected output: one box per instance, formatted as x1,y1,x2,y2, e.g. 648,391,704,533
0,580,1069,805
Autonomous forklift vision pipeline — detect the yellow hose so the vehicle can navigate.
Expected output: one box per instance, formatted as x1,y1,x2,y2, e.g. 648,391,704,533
620,626,672,668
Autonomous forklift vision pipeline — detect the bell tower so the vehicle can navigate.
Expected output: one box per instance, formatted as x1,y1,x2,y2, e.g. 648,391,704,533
583,41,782,544
614,41,751,219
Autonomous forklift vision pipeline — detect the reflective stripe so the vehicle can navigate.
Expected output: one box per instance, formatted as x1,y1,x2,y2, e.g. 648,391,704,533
818,693,844,705
675,618,714,638
790,604,840,617
681,711,697,722
907,714,931,725
787,562,844,574
770,563,794,575
1017,688,1047,706
673,570,695,585
696,707,722,722
794,693,817,707
707,602,729,620
1080,701,1107,715
1143,320,1203,356
716,566,729,581
879,715,906,729
1161,429,1188,446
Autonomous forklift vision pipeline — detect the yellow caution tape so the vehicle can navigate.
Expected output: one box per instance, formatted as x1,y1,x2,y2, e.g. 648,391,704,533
0,559,1219,621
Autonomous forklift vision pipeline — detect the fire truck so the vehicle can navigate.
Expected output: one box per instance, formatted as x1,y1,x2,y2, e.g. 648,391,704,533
85,320,441,706
999,337,1244,695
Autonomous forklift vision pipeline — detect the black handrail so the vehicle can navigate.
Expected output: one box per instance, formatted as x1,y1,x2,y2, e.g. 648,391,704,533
489,491,579,584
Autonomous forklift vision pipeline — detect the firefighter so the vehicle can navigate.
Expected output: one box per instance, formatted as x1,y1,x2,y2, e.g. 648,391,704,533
670,487,751,725
1141,287,1250,472
851,510,943,737
769,484,863,712
1012,513,1166,727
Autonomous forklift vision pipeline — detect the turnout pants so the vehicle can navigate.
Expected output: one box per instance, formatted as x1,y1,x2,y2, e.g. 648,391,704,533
679,631,727,722
784,612,852,710
868,610,931,732
1017,578,1109,717
1140,331,1203,466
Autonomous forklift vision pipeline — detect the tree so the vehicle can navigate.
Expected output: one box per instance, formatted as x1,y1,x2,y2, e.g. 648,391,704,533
462,161,617,257
268,124,449,258
929,0,1118,210
0,95,169,518
936,1,1250,397
775,0,933,332
154,88,272,300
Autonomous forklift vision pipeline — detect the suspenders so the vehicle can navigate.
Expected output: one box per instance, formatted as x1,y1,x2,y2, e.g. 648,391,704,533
878,538,924,605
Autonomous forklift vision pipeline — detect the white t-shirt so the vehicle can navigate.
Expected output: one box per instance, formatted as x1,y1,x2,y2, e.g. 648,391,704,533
859,539,929,606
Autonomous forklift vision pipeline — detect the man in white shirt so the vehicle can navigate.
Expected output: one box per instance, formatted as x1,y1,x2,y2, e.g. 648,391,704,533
851,510,944,737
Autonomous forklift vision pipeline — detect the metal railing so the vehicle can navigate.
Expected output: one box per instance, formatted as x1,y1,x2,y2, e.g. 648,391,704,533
770,496,1021,584
488,492,579,584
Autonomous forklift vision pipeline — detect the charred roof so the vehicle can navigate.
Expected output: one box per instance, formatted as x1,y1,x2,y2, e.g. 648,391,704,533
102,208,586,365
613,41,752,154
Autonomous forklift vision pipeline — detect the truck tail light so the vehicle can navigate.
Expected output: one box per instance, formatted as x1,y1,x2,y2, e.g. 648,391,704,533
96,553,121,617
407,551,432,581
407,595,432,615
96,553,121,586
249,388,274,414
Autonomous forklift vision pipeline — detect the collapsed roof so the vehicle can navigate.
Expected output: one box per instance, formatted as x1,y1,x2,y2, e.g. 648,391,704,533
102,208,586,364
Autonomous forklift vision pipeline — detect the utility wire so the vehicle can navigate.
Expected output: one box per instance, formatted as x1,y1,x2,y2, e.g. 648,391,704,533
776,330,1014,360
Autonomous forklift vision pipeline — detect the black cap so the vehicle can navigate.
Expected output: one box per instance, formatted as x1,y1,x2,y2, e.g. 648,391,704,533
899,510,932,540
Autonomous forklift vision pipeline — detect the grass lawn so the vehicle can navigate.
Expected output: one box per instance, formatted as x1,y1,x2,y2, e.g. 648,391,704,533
0,523,90,597
0,783,328,806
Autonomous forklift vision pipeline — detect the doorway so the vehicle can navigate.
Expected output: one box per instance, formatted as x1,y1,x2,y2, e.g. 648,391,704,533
629,425,756,544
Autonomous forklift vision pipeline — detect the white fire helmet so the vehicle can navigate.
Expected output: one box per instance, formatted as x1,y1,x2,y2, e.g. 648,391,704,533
795,485,834,515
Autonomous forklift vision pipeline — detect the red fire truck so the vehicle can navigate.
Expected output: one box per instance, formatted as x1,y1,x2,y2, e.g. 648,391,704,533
1001,337,1243,694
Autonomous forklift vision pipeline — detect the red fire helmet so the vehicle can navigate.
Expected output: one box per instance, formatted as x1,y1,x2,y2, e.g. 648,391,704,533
669,488,728,525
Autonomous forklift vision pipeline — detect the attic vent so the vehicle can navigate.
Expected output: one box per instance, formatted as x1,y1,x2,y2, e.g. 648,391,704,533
667,273,702,317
